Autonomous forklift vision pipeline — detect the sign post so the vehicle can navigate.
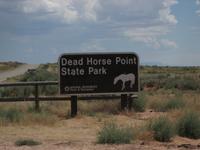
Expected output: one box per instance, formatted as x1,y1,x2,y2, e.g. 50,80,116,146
121,94,128,111
59,53,139,116
70,95,77,117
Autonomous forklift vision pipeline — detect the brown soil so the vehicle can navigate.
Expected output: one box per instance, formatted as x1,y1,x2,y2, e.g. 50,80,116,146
0,113,200,150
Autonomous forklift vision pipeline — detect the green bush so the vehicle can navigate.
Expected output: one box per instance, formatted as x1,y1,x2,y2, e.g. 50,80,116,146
132,93,147,112
165,98,185,110
15,139,41,146
164,78,200,90
140,68,200,91
149,116,175,142
0,87,34,98
150,98,185,112
21,69,57,82
149,100,166,112
97,122,134,144
177,111,200,139
20,68,58,96
1,64,58,97
0,108,23,123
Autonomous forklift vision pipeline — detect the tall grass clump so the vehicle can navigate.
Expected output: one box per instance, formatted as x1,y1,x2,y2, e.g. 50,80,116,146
24,105,58,125
149,97,185,112
149,99,166,112
164,78,200,90
148,116,175,142
15,139,41,146
97,122,134,144
0,108,23,124
164,98,185,110
177,111,200,139
132,93,147,112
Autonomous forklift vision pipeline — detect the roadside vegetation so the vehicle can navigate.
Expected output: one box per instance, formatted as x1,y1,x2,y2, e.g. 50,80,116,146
140,66,200,91
177,110,200,139
148,116,175,142
0,63,58,97
0,63,200,146
0,104,59,126
15,139,41,146
149,96,185,112
97,121,134,144
0,61,23,72
132,92,147,112
1,64,200,98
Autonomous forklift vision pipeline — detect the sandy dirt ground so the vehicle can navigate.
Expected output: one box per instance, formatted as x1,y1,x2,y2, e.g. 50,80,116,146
0,64,39,82
0,114,200,150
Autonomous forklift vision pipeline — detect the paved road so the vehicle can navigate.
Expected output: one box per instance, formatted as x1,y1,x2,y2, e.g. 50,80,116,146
0,64,39,82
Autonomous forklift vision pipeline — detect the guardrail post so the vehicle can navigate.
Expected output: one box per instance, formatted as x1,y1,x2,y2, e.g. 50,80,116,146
35,84,40,111
71,95,77,117
121,94,128,110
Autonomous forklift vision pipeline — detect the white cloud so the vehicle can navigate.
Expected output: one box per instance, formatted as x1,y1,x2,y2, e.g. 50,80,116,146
97,0,178,48
124,26,169,48
21,0,79,23
81,40,106,52
124,26,178,49
19,0,178,24
20,0,100,23
1,0,178,48
159,0,178,24
160,39,177,48
81,0,100,21
196,0,200,16
26,48,33,53
196,10,200,16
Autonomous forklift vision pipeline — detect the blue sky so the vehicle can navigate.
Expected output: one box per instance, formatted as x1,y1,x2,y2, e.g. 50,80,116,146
0,0,200,66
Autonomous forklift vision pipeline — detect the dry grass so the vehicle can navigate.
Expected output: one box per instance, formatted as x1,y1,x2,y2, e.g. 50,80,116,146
0,62,23,72
79,100,120,115
0,100,121,126
0,90,200,149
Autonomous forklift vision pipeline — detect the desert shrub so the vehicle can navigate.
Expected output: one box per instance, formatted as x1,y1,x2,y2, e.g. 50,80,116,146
164,78,200,90
27,105,41,113
21,69,57,82
17,66,58,96
39,85,58,96
180,78,199,90
97,122,134,144
1,65,58,97
148,116,175,142
177,111,200,139
0,62,23,71
1,85,57,97
164,98,185,110
0,87,34,97
15,139,41,146
132,93,147,112
25,105,58,125
149,100,167,112
140,68,200,91
150,98,185,112
0,108,23,123
144,80,157,88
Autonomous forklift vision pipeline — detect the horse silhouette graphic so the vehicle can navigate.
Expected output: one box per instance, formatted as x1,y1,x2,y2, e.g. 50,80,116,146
113,73,135,90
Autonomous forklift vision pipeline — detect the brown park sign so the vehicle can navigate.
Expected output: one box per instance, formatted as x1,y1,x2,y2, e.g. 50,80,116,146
59,53,139,95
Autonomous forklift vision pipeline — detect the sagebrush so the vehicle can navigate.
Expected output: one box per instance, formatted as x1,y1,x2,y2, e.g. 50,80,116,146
148,116,175,142
97,122,134,144
177,111,200,139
